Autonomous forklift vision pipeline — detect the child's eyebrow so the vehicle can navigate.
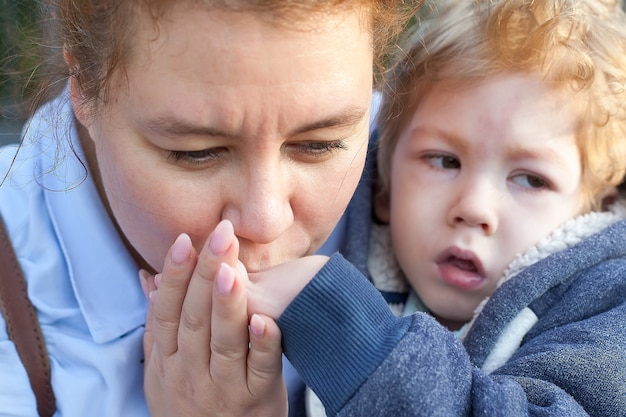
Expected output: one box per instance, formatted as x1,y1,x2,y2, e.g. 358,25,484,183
504,145,577,171
410,125,576,166
409,125,470,154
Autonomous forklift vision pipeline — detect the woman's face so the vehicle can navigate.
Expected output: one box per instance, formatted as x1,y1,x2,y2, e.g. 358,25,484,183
77,5,373,272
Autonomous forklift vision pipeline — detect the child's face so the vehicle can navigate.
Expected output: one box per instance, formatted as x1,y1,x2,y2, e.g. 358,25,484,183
386,72,584,329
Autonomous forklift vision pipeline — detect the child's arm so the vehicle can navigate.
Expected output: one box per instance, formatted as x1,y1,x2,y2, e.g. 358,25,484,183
275,253,624,417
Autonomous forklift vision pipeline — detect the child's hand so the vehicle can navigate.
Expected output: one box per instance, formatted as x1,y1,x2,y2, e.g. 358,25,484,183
138,220,287,417
247,255,331,320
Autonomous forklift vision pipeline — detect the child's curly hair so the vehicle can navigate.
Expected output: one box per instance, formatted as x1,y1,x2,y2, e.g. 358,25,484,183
376,0,626,212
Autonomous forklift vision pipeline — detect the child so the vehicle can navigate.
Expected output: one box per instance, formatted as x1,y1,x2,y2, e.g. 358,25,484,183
234,0,626,415
0,0,421,416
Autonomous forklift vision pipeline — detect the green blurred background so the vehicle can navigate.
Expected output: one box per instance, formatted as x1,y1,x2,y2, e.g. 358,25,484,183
1,0,41,145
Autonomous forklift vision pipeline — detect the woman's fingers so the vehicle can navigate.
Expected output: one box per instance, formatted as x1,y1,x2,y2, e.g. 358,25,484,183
139,269,157,372
209,261,251,385
176,220,240,365
150,233,198,357
139,221,288,416
248,314,286,399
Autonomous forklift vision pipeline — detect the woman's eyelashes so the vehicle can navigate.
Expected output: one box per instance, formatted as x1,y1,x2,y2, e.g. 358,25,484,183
167,148,226,166
164,140,348,167
283,140,348,160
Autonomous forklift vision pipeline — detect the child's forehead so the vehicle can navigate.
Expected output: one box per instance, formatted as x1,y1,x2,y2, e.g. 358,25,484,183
406,72,581,149
416,71,577,114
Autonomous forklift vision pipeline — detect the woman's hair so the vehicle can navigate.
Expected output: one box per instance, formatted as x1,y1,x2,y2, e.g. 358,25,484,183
26,0,421,115
375,0,626,211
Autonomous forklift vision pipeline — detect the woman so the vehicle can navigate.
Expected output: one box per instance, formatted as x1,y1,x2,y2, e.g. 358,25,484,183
0,1,420,416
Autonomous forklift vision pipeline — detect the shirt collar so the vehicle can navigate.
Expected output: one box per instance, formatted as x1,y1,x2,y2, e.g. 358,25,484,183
34,90,148,343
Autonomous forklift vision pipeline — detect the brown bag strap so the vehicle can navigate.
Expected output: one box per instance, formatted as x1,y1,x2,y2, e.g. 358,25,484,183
0,218,56,416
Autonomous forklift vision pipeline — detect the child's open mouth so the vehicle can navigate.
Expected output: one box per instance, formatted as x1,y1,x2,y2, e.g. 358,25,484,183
436,248,486,291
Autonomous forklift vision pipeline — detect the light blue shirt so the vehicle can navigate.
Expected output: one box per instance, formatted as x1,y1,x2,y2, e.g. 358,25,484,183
0,92,149,416
0,89,357,416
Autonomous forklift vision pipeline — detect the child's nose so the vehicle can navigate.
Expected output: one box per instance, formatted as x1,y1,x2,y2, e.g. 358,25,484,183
447,178,499,235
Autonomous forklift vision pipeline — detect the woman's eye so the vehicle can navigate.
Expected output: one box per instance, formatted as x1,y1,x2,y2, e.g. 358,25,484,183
425,154,460,169
285,140,347,158
167,148,225,165
511,173,549,189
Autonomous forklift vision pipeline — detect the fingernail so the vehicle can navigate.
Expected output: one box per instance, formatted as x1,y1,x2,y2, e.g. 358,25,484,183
216,262,235,294
154,273,162,288
249,314,266,337
138,269,151,298
209,220,234,256
171,233,192,265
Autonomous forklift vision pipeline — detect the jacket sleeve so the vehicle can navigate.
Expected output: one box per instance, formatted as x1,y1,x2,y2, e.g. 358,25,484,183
277,253,626,417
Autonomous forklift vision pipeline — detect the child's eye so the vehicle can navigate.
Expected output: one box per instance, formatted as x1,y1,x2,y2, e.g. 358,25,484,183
167,148,226,166
425,154,460,169
511,173,549,189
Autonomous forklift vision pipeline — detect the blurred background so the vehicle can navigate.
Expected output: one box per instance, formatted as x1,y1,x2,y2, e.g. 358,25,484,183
1,0,42,146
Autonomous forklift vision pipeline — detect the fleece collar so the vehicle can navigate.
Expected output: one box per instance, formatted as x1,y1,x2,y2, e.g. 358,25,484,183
468,202,626,327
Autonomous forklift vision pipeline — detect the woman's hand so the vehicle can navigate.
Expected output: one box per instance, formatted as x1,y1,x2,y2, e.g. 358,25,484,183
139,220,287,417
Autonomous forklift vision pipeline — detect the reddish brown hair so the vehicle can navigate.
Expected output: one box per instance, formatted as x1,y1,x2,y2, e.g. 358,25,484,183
33,0,421,113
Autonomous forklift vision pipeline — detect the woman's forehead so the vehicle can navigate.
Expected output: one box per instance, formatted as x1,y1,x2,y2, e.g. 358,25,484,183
137,0,373,24
104,4,374,135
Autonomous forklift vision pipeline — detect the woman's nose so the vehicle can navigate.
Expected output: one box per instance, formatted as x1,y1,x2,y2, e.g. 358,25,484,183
447,178,499,235
222,164,294,245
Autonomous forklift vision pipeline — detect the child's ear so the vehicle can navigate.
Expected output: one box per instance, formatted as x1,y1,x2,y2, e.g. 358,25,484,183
373,191,390,223
63,48,91,128
600,186,619,211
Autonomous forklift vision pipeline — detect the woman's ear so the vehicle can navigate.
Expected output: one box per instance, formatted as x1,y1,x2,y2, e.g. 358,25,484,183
63,48,91,128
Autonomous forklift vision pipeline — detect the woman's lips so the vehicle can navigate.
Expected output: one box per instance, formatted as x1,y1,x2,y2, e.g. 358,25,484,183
435,247,486,291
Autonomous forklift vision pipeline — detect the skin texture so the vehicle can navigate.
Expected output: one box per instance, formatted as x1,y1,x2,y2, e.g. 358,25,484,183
379,72,584,329
217,72,588,334
137,69,588,416
72,5,372,274
71,4,373,417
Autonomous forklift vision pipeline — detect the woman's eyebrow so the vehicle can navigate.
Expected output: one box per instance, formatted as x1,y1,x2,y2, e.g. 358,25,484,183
143,106,368,139
289,106,368,136
143,117,236,138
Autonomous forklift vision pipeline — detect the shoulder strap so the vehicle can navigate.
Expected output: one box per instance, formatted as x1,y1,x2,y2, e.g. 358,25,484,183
0,218,56,416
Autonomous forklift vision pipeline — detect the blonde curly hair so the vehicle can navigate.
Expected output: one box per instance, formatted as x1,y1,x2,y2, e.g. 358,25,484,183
376,0,626,212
